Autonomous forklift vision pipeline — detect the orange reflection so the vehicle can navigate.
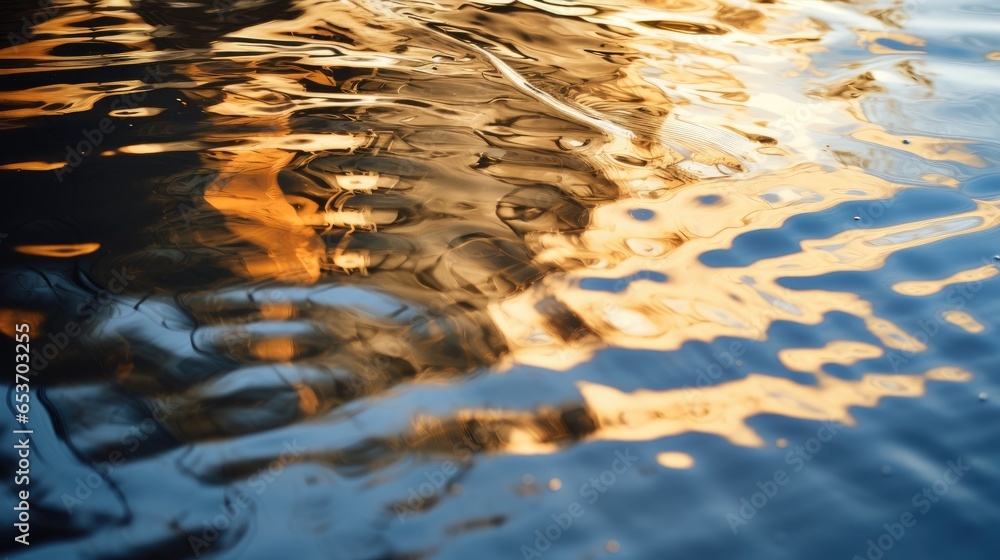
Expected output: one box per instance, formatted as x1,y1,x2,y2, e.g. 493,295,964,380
891,265,998,296
941,311,985,334
1,0,986,466
0,309,45,339
0,161,66,171
779,342,884,373
578,368,971,447
15,243,101,257
656,452,696,469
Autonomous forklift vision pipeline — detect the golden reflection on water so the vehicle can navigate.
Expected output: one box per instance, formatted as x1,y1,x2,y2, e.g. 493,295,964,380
0,309,45,339
941,311,985,334
577,367,972,447
656,451,696,469
778,341,885,373
395,365,973,460
891,264,998,296
1,0,988,464
490,169,996,368
13,242,101,257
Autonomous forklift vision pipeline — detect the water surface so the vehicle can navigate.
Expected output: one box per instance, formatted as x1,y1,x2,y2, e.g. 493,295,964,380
1,0,998,558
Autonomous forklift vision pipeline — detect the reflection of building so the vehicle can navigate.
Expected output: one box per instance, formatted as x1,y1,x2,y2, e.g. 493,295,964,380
5,0,984,399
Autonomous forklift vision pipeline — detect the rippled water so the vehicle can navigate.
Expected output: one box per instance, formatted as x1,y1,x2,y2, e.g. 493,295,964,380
1,0,999,558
